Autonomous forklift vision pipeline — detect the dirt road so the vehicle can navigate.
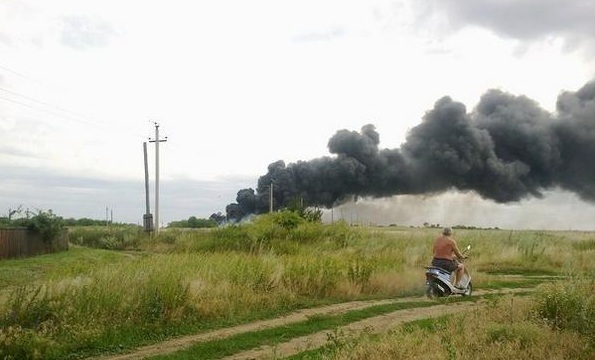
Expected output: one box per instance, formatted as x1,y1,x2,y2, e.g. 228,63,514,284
92,288,528,360
223,301,478,360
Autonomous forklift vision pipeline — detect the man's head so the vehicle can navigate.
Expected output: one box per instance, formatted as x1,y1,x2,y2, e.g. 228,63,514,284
442,227,452,236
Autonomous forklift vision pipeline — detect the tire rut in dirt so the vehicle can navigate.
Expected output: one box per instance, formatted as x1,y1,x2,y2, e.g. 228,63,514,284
90,288,531,360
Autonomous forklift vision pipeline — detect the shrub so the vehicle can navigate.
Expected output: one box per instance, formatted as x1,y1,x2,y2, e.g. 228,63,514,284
68,226,142,250
258,210,305,230
14,210,64,243
0,325,55,360
208,225,259,253
533,277,595,336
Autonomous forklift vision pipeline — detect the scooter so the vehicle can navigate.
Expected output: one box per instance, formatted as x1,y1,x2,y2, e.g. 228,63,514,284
425,245,472,298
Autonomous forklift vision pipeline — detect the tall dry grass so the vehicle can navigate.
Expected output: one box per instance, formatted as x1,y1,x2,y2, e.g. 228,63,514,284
1,219,594,359
312,291,593,359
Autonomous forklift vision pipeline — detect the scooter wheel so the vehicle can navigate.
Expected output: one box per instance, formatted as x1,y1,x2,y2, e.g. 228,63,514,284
462,282,472,296
425,284,434,299
426,283,444,298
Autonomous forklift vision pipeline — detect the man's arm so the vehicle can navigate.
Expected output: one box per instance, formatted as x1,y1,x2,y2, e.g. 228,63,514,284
451,239,464,258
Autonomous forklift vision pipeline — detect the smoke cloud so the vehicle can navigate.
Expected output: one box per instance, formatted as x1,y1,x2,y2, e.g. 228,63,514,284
222,80,595,221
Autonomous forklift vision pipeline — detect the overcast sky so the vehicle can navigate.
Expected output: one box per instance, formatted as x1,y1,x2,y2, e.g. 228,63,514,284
1,0,595,229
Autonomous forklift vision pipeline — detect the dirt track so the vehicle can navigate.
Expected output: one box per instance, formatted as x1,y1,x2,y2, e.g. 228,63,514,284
92,288,529,360
223,301,481,360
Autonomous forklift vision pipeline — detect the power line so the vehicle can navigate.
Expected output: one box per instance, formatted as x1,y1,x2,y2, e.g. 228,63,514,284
0,62,148,139
0,63,46,86
0,85,146,139
0,86,103,128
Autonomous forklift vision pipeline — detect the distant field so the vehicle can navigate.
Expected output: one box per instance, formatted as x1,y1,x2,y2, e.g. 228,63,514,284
0,221,593,359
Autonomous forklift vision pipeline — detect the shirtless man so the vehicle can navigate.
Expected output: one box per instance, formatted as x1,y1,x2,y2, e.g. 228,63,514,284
432,227,465,288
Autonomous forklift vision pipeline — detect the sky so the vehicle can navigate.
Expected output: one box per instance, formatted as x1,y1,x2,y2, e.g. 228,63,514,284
1,0,595,230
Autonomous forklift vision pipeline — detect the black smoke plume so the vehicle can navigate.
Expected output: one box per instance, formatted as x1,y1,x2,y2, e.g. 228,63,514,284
222,80,595,221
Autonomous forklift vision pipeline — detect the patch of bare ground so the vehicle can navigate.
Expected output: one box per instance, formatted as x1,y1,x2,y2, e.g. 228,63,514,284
90,288,531,360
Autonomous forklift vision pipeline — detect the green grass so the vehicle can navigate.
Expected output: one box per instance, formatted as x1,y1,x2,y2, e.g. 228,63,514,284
286,316,455,360
0,246,132,287
1,223,594,359
480,277,553,290
400,314,450,333
478,265,561,276
287,288,593,360
149,297,479,360
572,239,595,251
67,225,145,250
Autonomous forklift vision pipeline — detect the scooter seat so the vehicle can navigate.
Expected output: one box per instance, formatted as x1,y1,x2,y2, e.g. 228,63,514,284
425,266,452,275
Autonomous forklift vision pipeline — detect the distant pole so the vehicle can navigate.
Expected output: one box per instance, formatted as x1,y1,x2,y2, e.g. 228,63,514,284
149,122,167,233
142,142,153,232
269,181,274,213
143,142,151,213
155,125,160,232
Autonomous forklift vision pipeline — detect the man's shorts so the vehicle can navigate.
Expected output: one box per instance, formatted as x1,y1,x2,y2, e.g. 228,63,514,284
431,258,458,272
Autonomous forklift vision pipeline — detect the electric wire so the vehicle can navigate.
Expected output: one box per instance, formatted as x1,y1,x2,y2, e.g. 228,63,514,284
0,84,147,140
0,64,47,87
0,86,105,128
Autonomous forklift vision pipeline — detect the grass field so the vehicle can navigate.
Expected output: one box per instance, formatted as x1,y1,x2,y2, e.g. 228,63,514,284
0,219,593,359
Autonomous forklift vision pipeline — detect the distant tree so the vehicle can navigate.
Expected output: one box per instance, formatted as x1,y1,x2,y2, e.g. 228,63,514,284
63,217,108,226
0,210,65,242
168,216,217,228
0,210,119,228
187,216,217,228
0,216,10,228
187,216,200,227
168,219,188,228
7,205,23,221
286,197,322,222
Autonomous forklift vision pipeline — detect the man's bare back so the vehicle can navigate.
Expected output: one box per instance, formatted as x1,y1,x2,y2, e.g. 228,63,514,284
432,228,465,287
433,235,461,260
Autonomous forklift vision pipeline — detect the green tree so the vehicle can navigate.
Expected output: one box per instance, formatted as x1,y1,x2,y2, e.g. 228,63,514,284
23,210,64,243
286,197,323,222
168,216,217,228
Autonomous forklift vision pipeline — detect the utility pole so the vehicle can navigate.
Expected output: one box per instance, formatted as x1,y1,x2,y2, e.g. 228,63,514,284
149,122,167,233
142,142,153,232
269,181,274,213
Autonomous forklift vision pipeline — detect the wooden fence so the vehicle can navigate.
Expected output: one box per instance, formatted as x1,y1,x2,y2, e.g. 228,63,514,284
0,228,69,259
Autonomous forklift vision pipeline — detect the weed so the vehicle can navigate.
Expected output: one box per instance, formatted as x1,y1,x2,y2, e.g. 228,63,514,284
69,226,143,250
0,325,56,360
532,277,595,336
346,257,374,290
4,285,58,330
1,225,594,359
572,239,595,251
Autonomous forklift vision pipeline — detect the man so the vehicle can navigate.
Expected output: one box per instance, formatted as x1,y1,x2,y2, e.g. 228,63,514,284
431,227,466,288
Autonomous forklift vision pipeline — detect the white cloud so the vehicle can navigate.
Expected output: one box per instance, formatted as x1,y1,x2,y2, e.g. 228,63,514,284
60,15,115,49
